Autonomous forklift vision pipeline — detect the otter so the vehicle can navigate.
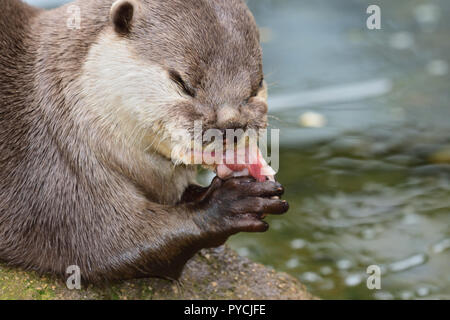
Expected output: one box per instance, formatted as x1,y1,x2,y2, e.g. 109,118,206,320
0,0,288,283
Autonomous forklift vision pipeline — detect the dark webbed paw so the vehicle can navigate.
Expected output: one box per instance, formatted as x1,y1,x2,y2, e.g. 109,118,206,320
187,176,289,247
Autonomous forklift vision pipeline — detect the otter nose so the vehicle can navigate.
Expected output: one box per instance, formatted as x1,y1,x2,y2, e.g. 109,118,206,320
216,105,243,130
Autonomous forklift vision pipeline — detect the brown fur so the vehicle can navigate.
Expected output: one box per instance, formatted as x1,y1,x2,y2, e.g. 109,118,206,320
0,0,284,284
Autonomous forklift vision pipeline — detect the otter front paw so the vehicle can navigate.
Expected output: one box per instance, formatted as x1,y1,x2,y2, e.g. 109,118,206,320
190,177,289,247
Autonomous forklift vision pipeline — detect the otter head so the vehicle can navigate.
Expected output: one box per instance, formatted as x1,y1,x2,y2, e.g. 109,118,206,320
81,0,268,166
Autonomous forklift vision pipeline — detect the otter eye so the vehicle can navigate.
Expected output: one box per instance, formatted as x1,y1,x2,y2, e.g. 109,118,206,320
169,70,196,98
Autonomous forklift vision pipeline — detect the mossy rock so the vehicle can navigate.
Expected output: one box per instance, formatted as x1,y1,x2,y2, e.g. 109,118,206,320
0,246,314,300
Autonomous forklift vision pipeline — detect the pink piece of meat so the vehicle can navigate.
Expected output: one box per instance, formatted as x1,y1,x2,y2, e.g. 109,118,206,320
215,146,276,182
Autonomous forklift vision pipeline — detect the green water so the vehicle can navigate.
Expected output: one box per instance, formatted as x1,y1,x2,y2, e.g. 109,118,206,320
227,0,450,299
229,144,450,299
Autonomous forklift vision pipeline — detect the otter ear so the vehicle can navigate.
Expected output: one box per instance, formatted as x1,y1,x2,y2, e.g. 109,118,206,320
110,0,137,35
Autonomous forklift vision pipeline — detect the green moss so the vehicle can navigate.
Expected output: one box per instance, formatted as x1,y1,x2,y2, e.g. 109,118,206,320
0,247,314,300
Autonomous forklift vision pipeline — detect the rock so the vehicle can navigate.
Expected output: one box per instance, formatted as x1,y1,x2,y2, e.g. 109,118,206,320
0,246,315,300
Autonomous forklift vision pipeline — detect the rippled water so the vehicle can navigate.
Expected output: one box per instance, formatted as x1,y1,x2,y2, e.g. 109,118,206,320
228,0,450,299
229,144,450,299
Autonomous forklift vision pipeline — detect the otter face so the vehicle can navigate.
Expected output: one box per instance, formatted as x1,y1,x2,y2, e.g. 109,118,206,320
81,0,268,165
